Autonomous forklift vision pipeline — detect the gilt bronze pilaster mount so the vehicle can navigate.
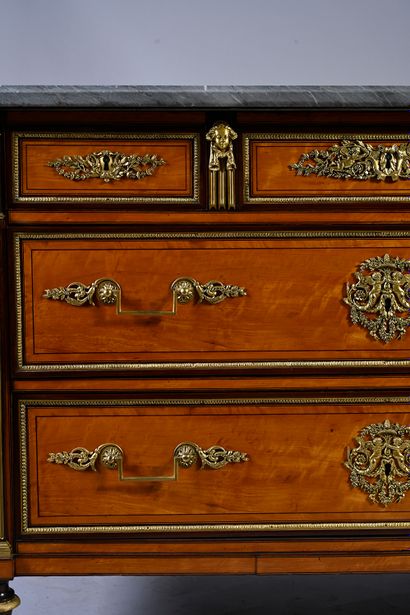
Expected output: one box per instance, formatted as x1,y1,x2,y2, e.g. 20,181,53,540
206,123,237,210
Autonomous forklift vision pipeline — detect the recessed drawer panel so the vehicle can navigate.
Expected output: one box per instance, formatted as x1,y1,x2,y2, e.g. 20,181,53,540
244,133,410,205
13,133,200,205
19,396,410,535
15,231,410,372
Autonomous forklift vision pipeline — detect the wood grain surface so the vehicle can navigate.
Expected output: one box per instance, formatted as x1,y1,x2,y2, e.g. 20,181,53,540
18,235,410,367
22,400,410,529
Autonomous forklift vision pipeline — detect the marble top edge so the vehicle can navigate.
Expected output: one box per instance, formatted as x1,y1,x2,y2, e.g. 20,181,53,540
0,86,409,108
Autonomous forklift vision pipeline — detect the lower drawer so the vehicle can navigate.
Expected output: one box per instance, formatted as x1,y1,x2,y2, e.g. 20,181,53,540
18,395,410,536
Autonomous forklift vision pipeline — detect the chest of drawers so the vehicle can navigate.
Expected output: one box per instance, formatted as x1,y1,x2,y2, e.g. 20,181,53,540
1,86,410,612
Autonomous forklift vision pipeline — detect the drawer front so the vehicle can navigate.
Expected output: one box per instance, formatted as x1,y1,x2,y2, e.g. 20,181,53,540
13,133,200,205
244,133,410,205
15,231,410,372
19,395,410,535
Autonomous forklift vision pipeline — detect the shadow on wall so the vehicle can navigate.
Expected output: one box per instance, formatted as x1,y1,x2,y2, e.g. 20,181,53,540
12,574,410,615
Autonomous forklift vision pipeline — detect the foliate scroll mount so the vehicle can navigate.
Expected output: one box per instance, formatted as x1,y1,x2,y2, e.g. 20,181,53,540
206,123,237,210
43,276,247,317
48,441,249,483
290,139,410,182
345,419,410,506
344,254,410,343
48,150,166,182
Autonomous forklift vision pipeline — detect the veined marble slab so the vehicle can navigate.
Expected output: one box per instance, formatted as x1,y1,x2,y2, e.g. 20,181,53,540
0,85,409,107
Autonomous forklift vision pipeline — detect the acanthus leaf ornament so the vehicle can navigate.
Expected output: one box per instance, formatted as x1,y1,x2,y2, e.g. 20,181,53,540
48,441,249,483
290,139,410,182
48,150,166,183
344,254,410,343
345,419,410,506
43,276,247,317
47,447,100,471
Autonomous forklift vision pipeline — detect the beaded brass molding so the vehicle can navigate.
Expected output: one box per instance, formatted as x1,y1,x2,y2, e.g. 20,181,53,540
0,313,11,558
12,132,200,204
291,140,410,182
243,133,410,205
48,150,166,182
48,441,249,481
344,254,410,343
346,419,410,506
18,396,410,535
15,230,410,372
43,276,246,316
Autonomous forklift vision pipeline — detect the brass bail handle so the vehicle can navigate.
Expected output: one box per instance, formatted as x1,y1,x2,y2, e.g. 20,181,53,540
43,276,247,316
48,441,249,482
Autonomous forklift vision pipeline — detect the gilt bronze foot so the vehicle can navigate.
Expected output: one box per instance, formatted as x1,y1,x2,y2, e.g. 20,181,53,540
0,583,20,613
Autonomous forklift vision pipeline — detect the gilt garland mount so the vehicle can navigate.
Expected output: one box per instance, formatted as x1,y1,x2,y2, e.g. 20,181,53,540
291,139,410,182
48,150,166,183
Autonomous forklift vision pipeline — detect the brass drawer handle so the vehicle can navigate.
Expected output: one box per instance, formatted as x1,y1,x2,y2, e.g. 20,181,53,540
43,276,247,317
344,253,410,343
48,441,249,482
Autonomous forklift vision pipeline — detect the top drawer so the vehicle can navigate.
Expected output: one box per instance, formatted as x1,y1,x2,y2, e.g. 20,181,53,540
12,132,200,206
244,133,410,206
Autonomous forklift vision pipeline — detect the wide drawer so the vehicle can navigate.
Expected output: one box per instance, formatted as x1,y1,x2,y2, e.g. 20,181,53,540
244,133,410,206
14,230,410,372
12,132,200,205
18,395,410,535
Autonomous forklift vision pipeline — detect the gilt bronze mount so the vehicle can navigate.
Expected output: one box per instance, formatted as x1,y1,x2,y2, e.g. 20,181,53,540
291,139,410,182
345,419,410,506
206,123,237,210
344,254,410,343
48,441,249,483
48,150,166,182
43,276,246,317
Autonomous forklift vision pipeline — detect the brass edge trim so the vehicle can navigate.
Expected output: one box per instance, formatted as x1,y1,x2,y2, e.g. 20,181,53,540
245,133,410,140
0,542,12,559
244,197,410,205
15,230,410,372
21,522,410,535
17,361,410,371
19,396,410,535
12,132,200,204
15,230,410,240
19,396,410,406
243,133,410,204
0,364,4,558
19,402,29,538
15,236,24,371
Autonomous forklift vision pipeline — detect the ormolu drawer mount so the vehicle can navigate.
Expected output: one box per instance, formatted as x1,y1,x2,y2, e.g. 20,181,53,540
48,441,249,482
43,276,247,317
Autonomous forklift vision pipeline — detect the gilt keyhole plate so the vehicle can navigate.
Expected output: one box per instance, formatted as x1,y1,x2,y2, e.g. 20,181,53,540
345,419,410,506
344,254,410,342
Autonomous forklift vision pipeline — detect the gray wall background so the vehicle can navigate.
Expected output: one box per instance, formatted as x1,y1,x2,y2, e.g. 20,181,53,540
1,0,409,85
2,0,410,613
